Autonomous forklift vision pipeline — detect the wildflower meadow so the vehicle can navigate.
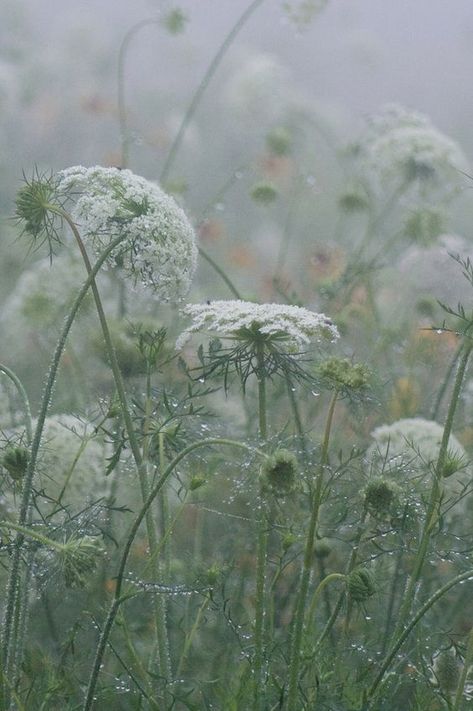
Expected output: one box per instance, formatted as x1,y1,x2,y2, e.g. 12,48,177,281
2,1,473,709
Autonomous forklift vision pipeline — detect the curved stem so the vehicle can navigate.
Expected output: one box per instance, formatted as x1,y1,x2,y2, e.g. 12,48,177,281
392,340,472,643
117,18,161,168
1,233,125,691
160,0,266,182
0,365,32,444
83,437,260,711
198,246,242,299
55,208,173,689
306,573,345,633
286,389,338,710
366,568,473,707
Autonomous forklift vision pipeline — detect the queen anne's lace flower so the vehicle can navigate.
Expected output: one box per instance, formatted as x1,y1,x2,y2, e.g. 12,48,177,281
357,105,467,200
2,414,110,511
175,300,339,350
368,417,465,466
58,166,197,302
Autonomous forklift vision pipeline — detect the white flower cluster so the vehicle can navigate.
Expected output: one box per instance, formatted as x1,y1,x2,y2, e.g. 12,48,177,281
358,104,467,200
58,166,198,303
1,253,92,333
368,417,465,466
224,53,292,122
176,300,339,350
3,414,110,512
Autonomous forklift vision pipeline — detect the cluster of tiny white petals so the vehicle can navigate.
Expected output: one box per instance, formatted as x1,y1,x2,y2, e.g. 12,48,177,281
368,417,465,467
358,104,467,199
176,300,339,350
1,253,92,332
224,53,292,121
57,166,198,303
4,414,110,510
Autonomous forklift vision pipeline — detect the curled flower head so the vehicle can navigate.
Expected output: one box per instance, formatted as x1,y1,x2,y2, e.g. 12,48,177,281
57,166,198,302
15,170,65,255
431,648,462,694
347,567,377,602
176,300,338,351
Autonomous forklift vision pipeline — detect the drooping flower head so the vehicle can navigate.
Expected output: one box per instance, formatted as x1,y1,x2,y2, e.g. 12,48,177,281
57,166,198,302
176,300,338,351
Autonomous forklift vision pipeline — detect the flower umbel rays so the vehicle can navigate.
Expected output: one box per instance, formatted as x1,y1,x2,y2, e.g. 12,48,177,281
176,300,339,389
57,165,198,302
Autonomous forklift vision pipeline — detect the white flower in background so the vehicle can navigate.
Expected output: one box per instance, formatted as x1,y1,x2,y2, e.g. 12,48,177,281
176,300,339,350
224,53,292,122
0,253,92,332
369,418,465,466
357,104,467,201
2,414,110,511
367,418,468,516
58,166,198,302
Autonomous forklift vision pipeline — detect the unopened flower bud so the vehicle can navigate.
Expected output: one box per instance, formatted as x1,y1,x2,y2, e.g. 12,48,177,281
261,450,297,496
1,446,29,481
432,649,462,693
347,567,377,602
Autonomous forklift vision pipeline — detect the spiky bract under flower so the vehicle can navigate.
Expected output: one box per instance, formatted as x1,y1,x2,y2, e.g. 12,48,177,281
15,170,65,256
57,166,198,302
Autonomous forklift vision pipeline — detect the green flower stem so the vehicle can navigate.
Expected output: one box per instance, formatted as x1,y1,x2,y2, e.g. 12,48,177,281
117,18,161,168
453,627,473,711
0,522,66,551
286,389,339,711
55,207,172,689
392,340,472,644
160,0,267,182
430,341,463,420
157,432,171,580
306,574,345,635
83,436,260,711
176,593,211,677
1,233,125,696
0,365,32,444
198,246,242,299
253,339,268,710
366,567,473,708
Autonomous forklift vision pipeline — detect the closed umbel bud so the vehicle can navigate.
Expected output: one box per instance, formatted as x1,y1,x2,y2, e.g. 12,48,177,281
347,567,377,602
1,446,29,480
261,450,297,496
364,477,401,519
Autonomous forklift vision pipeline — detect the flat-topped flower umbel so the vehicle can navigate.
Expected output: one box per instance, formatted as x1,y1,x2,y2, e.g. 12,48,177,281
175,300,339,351
58,166,198,302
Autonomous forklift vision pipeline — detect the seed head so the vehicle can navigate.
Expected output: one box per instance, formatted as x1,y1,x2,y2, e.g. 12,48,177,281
261,449,297,496
432,648,462,693
364,477,401,519
250,181,278,204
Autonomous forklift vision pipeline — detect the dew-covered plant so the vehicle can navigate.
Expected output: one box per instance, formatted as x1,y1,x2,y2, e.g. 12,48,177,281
3,4,473,711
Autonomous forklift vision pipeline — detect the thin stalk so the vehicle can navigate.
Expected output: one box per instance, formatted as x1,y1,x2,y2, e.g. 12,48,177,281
366,568,473,707
306,573,345,633
0,365,32,443
176,593,210,677
198,246,242,299
453,627,473,711
83,436,260,711
54,207,172,688
253,340,268,711
117,18,161,168
1,233,125,696
392,340,473,643
430,341,462,420
160,0,267,182
286,389,338,711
